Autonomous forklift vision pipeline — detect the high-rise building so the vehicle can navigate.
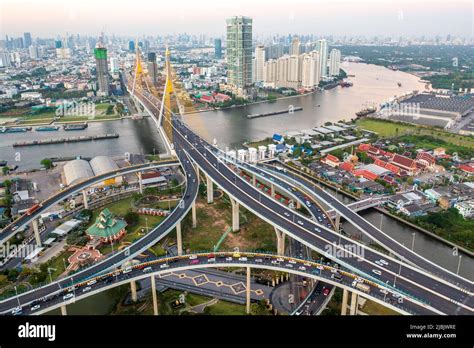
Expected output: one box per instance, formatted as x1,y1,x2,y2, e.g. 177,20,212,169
301,51,321,90
290,37,300,56
23,32,32,48
94,45,109,96
214,38,222,59
226,16,253,94
253,45,265,83
29,45,39,59
0,52,11,67
263,59,277,88
110,57,119,73
128,40,135,52
147,52,158,86
329,48,341,76
316,39,328,77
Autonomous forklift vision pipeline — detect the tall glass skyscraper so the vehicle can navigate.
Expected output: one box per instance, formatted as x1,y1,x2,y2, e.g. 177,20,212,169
214,38,222,59
94,45,109,96
226,16,253,92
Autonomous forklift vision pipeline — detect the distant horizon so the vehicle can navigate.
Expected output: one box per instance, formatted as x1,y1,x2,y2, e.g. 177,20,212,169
1,0,472,38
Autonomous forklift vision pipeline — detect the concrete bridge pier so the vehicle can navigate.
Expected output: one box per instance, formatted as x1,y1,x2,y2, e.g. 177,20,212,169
176,220,183,255
32,219,42,247
350,292,359,315
137,171,143,194
82,189,89,209
341,288,349,315
130,280,138,303
230,197,240,232
270,183,275,198
191,201,197,228
206,175,214,204
296,200,301,209
274,227,285,255
252,173,256,186
246,266,251,314
335,213,341,233
150,275,158,315
60,304,67,316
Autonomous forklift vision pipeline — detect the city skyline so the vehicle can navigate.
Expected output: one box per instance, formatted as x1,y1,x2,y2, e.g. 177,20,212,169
1,0,472,38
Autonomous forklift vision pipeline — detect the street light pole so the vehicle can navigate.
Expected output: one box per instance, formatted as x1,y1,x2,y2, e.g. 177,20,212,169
456,255,462,275
14,285,21,307
411,232,416,251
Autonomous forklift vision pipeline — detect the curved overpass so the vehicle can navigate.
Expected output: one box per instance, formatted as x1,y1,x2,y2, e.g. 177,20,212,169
0,151,199,314
22,252,428,316
133,89,473,315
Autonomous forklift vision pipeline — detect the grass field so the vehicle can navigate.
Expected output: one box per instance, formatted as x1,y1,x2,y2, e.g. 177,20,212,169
203,300,247,315
356,118,474,149
361,299,400,315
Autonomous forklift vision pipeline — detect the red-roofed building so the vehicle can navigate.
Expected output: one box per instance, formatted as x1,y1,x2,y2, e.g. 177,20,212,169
353,169,378,181
374,159,388,168
368,146,381,155
391,154,418,175
385,163,401,175
459,163,474,173
322,154,340,167
358,143,371,152
416,152,436,169
339,162,354,172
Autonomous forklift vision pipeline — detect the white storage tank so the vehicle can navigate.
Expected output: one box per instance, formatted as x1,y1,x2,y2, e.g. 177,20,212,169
248,147,258,163
268,144,277,158
258,146,267,160
237,149,247,162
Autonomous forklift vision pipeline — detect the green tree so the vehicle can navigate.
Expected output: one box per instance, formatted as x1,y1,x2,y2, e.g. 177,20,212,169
124,211,139,227
40,158,53,169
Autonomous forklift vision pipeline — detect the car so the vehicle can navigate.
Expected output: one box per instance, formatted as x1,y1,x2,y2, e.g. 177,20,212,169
239,257,248,262
160,264,169,269
207,258,216,263
305,201,311,206
86,279,97,286
31,304,41,311
190,259,200,265
392,292,402,298
63,293,74,301
331,268,339,273
12,226,18,231
276,257,284,262
255,258,263,263
322,288,330,296
288,259,296,264
379,289,389,295
372,269,382,276
284,212,291,217
285,264,293,268
82,286,92,293
317,265,324,270
379,259,389,266
271,260,280,265
311,269,320,275
331,273,343,282
314,227,321,232
304,262,311,267
11,307,22,315
298,266,306,271
375,260,383,266
225,257,232,261
232,252,241,258
297,220,304,226
189,255,198,260
143,267,153,273
352,281,357,287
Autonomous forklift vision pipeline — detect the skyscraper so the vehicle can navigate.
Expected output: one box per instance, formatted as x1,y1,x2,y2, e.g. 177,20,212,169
214,38,222,59
23,32,32,48
329,49,341,76
226,16,253,94
94,44,109,96
290,37,300,56
147,52,158,86
301,51,321,90
253,45,265,83
316,39,328,77
128,40,135,52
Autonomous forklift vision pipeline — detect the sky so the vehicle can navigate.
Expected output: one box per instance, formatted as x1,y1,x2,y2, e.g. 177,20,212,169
0,0,473,38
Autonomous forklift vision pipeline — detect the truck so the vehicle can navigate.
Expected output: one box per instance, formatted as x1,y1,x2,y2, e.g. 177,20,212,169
355,282,371,293
26,204,42,216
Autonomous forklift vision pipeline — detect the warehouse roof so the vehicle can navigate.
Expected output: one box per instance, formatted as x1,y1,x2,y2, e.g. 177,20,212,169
63,159,94,186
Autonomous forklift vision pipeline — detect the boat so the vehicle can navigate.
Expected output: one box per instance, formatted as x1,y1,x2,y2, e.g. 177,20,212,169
356,105,377,118
0,160,7,167
0,126,30,133
397,82,402,87
63,122,88,131
340,79,353,87
36,126,60,132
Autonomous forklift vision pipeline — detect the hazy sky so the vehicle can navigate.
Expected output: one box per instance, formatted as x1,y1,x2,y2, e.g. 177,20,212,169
1,0,472,38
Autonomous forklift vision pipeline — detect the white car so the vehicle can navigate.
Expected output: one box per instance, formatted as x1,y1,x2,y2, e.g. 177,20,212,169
271,260,280,265
306,201,311,206
304,262,311,267
143,267,153,273
276,257,284,262
284,212,291,217
392,292,402,298
379,259,389,266
255,258,263,263
239,257,248,262
225,257,232,261
379,289,389,295
160,264,169,269
317,265,324,270
63,293,74,301
82,286,92,293
286,264,293,268
314,227,321,233
288,259,297,264
375,260,383,266
372,269,382,276
86,279,97,286
11,307,22,315
122,267,132,274
297,220,304,226
189,255,198,260
298,266,306,271
31,304,41,311
207,258,216,263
